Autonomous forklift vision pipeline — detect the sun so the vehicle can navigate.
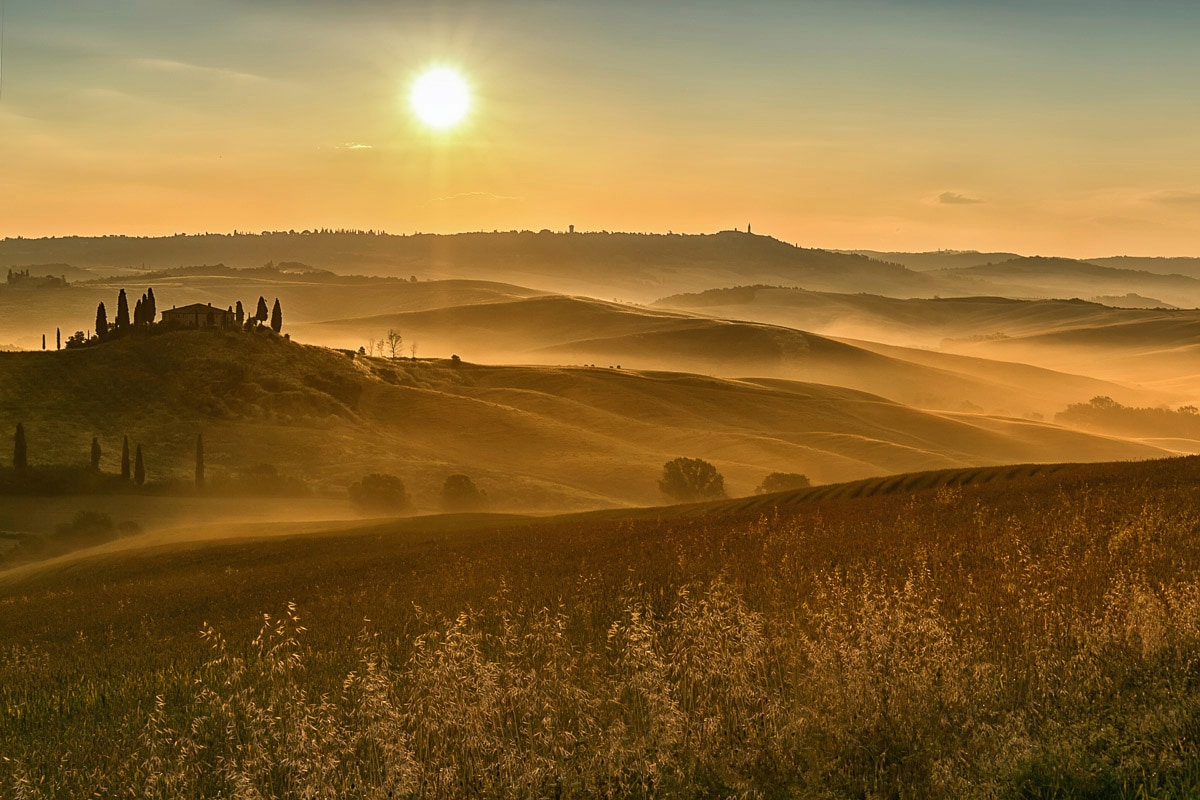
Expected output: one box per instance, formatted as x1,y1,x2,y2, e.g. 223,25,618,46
410,67,471,130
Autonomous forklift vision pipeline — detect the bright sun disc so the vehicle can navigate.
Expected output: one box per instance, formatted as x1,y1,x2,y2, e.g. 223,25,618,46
410,68,470,129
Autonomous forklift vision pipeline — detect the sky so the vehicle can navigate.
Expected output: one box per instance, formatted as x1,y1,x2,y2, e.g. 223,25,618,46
2,0,1199,256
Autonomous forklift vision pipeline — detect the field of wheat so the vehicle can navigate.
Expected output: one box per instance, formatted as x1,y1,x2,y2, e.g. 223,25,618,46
2,457,1199,798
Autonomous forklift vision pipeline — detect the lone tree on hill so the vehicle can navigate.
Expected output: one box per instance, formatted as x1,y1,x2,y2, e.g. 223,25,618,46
270,298,283,333
385,329,403,359
116,289,131,331
658,457,726,502
95,302,108,340
195,433,205,488
56,328,61,351
256,296,269,325
442,474,486,511
90,437,102,471
234,300,245,326
121,436,131,481
134,445,145,487
756,472,812,494
13,423,27,474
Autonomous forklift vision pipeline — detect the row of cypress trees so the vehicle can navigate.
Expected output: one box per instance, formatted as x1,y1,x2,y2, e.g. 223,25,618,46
95,288,157,341
12,424,205,489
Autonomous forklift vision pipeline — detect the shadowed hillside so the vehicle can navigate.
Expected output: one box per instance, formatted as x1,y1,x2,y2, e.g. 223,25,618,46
0,330,1165,513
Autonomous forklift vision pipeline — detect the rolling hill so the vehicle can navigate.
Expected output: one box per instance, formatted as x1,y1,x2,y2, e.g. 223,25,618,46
306,293,1146,416
0,330,1165,515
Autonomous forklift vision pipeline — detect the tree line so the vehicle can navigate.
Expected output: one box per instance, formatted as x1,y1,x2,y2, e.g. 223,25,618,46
9,423,207,490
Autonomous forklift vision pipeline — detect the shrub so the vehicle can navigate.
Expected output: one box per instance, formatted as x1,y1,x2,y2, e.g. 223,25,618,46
756,472,811,494
348,473,410,511
441,474,486,511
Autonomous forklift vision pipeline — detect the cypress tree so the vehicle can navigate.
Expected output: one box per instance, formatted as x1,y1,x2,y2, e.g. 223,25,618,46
56,328,61,350
41,334,45,350
13,423,27,474
195,433,205,488
96,302,108,340
116,289,130,331
90,437,102,471
270,298,282,333
134,298,143,327
121,435,131,481
134,445,145,486
256,296,269,324
235,300,245,326
146,288,157,324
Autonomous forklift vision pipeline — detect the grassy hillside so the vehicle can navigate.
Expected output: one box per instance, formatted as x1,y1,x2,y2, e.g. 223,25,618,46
0,330,1166,514
310,293,1147,416
0,270,545,352
655,286,1200,405
3,455,1199,797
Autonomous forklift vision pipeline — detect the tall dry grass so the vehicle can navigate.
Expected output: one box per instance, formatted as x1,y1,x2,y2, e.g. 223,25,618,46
4,466,1200,797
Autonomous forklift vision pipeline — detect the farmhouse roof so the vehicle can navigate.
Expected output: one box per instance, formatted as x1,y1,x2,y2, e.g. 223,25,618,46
162,302,228,314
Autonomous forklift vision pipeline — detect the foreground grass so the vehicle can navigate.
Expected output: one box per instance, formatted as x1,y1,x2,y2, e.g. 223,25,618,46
2,457,1200,797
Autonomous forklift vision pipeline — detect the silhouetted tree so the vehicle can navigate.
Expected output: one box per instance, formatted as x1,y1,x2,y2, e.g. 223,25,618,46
134,445,145,486
41,334,45,350
13,423,27,474
270,298,282,333
116,289,131,331
235,300,245,326
256,296,269,324
121,435,131,481
756,472,811,495
90,437,102,471
348,473,409,510
145,287,157,323
195,433,205,488
385,329,403,359
134,297,144,326
95,302,108,340
442,474,486,511
658,457,726,502
56,328,61,351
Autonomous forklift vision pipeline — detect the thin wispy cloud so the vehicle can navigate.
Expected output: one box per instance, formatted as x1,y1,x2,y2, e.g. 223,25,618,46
1147,190,1200,207
428,191,522,204
336,143,374,150
937,191,985,205
130,58,270,84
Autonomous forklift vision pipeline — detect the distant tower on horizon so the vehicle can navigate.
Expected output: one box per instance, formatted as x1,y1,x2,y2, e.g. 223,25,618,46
569,224,575,234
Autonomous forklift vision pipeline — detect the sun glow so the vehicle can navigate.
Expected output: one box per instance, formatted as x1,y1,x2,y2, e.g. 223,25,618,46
410,67,471,130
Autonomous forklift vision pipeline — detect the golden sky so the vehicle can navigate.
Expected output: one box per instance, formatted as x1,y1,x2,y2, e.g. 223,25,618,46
2,1,1199,256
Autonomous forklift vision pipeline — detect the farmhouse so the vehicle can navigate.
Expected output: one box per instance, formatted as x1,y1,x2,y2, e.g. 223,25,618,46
160,302,235,328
